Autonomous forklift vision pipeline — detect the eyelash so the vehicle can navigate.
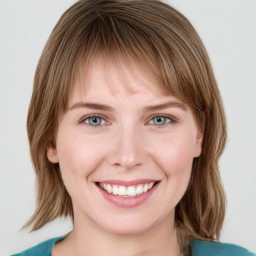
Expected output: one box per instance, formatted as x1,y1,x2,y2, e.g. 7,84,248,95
79,114,109,127
148,115,177,127
79,114,178,128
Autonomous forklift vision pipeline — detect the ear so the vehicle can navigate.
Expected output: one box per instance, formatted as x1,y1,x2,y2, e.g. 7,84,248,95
194,128,204,157
46,141,59,163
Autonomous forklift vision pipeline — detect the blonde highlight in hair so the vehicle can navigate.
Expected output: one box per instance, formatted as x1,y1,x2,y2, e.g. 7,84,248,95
26,0,227,244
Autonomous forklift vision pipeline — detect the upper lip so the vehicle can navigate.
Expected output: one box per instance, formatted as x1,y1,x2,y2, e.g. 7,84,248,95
97,179,159,186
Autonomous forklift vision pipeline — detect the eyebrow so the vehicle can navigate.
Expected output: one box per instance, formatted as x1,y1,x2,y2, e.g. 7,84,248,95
69,101,187,112
143,101,187,112
69,102,114,111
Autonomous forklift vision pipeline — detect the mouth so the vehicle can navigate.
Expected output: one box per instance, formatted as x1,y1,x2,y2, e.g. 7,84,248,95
96,180,160,208
98,181,157,197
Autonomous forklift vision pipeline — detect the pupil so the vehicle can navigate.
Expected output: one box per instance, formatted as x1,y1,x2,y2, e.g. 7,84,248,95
90,117,100,124
154,116,166,125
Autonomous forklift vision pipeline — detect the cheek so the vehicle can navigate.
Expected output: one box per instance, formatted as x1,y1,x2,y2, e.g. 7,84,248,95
146,132,195,210
56,131,107,180
149,131,196,177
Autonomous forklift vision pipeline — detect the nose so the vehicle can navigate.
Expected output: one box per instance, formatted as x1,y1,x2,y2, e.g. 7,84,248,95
108,124,146,170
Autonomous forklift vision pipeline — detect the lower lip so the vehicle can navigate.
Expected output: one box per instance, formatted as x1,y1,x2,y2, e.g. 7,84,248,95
97,182,159,208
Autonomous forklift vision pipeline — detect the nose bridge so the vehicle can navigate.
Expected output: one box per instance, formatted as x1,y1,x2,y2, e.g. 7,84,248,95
111,121,145,169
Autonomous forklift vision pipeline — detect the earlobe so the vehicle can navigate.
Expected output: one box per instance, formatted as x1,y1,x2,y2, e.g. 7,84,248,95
194,128,204,157
47,141,59,163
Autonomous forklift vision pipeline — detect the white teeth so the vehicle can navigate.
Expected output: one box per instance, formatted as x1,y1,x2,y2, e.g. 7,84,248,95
148,182,154,189
126,186,136,196
143,183,149,193
112,185,119,195
106,184,112,194
99,182,156,197
135,185,144,195
118,186,126,196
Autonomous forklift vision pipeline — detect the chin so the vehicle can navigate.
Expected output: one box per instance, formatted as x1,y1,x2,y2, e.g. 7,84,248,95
96,209,170,237
103,221,155,236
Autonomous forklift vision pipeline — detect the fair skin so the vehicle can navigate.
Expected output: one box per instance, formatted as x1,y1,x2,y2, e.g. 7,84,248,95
48,56,203,256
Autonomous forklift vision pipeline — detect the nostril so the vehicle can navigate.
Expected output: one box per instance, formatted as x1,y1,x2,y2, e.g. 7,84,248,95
113,163,121,167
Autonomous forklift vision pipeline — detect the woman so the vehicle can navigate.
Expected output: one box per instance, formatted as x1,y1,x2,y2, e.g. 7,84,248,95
12,0,254,255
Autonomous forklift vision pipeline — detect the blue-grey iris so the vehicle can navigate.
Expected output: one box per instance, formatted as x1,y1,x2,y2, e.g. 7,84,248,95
153,116,167,125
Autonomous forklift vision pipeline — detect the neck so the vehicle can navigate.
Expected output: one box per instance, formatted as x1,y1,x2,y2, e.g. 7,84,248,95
54,212,179,256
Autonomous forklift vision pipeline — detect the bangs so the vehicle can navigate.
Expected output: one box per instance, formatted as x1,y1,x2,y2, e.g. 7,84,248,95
55,1,208,115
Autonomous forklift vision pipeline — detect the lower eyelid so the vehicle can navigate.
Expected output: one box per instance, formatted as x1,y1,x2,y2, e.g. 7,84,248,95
148,116,177,124
80,115,107,125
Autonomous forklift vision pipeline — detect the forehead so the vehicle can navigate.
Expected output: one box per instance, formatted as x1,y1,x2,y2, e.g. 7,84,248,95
70,55,167,102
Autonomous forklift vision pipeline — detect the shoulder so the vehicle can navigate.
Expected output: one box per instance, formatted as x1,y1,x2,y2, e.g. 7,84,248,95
190,239,255,256
11,237,64,256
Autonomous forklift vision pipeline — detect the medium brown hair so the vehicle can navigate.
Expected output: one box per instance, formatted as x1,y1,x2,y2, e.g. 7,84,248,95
26,0,227,244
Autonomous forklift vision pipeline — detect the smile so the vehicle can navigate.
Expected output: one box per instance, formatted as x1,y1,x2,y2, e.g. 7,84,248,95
99,182,155,197
97,180,160,208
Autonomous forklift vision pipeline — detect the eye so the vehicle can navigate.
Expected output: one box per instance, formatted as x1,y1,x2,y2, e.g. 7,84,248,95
83,116,107,126
149,116,173,126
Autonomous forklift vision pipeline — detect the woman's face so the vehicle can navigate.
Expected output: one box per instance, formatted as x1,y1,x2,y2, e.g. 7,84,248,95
47,57,203,235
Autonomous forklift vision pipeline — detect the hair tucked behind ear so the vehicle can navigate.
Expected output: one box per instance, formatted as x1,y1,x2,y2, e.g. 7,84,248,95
25,0,226,246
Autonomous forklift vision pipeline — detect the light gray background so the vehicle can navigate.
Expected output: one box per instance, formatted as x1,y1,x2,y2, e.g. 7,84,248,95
0,0,255,255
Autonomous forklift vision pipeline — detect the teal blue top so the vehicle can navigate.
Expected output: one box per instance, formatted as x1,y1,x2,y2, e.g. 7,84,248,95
11,236,255,256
